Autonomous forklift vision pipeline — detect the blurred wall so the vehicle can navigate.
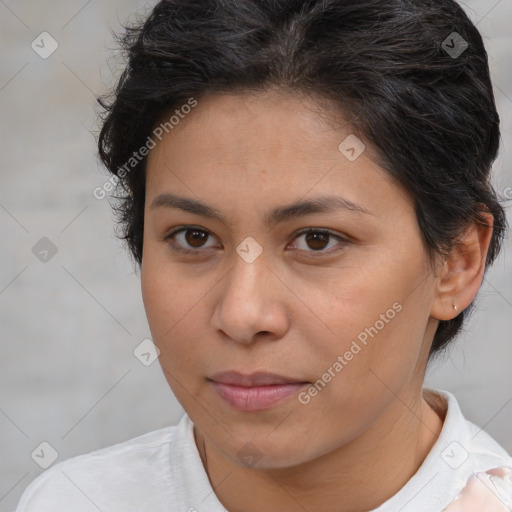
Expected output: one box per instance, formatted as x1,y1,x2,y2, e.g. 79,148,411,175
0,1,511,510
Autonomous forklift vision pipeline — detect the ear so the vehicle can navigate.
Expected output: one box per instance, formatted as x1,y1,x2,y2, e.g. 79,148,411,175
430,211,494,321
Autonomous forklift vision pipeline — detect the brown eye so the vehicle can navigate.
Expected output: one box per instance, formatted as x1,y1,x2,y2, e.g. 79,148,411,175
304,231,330,250
291,228,348,255
184,229,209,248
164,227,218,252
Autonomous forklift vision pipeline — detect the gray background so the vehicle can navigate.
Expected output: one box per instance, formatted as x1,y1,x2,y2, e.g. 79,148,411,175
0,1,511,510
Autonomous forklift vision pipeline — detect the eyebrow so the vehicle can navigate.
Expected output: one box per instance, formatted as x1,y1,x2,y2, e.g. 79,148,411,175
150,192,373,227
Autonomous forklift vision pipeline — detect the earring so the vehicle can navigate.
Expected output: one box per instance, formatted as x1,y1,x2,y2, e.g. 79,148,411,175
453,303,459,313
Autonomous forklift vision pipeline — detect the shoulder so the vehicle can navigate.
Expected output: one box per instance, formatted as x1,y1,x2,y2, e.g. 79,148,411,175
434,389,512,468
425,389,512,509
374,389,512,512
16,416,190,512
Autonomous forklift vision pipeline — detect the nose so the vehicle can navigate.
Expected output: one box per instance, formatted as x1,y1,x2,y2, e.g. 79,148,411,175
211,253,291,345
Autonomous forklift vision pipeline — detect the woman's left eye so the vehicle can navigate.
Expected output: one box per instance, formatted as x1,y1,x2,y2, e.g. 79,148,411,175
163,226,347,255
289,228,348,254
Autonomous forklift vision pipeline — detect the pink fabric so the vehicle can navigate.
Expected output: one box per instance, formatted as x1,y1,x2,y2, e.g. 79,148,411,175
444,467,512,511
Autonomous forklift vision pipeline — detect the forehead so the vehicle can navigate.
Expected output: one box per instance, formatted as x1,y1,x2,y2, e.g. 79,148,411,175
148,91,351,176
144,90,412,223
148,90,348,162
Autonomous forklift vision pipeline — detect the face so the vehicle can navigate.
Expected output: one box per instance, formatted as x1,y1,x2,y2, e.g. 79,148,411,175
141,89,439,469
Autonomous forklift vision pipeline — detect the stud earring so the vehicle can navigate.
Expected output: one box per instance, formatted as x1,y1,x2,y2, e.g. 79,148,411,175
453,303,459,312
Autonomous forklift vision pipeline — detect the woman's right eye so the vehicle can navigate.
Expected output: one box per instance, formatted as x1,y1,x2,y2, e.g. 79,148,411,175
163,227,219,253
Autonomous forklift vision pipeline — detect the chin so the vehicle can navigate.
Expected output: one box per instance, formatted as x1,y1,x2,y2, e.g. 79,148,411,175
212,430,319,470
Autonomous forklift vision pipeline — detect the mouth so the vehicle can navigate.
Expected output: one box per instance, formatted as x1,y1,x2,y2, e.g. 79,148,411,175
208,371,310,411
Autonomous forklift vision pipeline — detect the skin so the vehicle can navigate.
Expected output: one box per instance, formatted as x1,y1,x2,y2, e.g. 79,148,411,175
141,88,493,512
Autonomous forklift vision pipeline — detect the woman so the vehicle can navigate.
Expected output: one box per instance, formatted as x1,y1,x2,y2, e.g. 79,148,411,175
17,0,512,510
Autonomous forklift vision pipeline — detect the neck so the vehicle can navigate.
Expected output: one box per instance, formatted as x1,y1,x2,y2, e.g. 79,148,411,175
195,390,444,512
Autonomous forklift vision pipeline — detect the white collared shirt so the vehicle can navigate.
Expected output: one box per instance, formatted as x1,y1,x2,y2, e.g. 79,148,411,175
16,389,512,512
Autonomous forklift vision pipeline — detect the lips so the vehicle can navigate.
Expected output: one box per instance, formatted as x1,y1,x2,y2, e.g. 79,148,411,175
209,371,306,387
208,371,309,411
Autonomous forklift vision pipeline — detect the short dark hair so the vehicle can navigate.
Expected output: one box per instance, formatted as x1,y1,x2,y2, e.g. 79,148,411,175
97,0,507,357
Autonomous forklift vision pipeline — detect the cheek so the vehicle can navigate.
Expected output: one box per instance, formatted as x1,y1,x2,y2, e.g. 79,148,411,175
302,252,432,391
140,249,216,374
298,260,410,353
296,301,427,453
141,254,188,347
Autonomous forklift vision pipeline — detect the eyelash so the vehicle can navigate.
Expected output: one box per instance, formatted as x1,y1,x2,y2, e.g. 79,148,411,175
162,226,349,257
